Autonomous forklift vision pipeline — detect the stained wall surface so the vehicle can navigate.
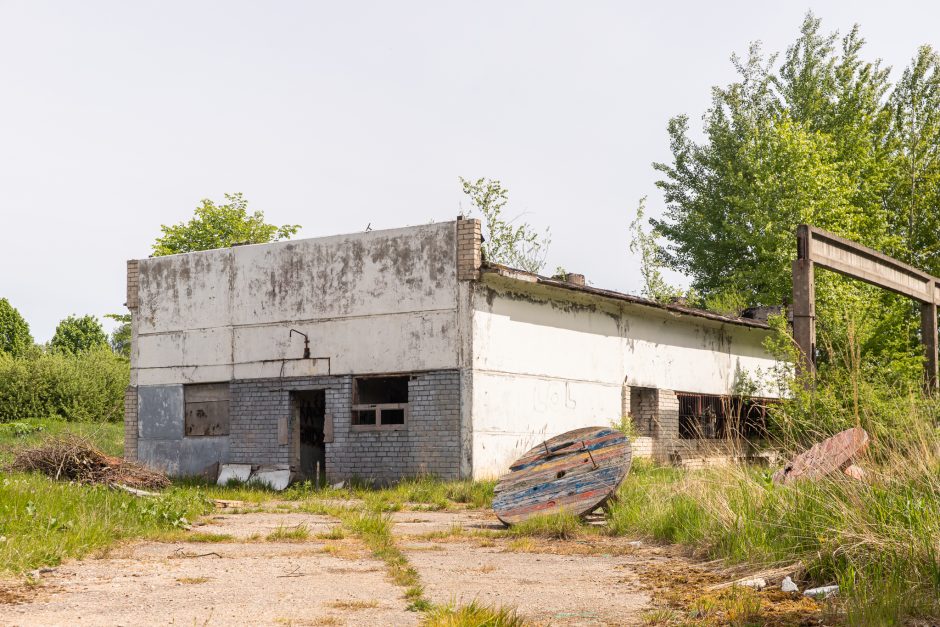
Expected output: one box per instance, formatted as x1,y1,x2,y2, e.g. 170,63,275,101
130,222,463,477
468,276,782,479
133,222,459,386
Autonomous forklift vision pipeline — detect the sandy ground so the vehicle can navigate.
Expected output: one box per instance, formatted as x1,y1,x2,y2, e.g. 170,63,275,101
0,507,710,627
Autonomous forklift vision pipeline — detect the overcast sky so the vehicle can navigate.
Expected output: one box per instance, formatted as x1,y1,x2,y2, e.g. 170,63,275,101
2,1,939,342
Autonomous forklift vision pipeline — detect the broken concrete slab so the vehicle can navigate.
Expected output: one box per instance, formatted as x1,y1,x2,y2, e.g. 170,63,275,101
250,466,291,491
217,464,252,485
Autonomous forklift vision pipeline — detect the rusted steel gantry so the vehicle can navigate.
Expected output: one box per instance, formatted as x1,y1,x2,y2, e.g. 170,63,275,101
792,225,940,392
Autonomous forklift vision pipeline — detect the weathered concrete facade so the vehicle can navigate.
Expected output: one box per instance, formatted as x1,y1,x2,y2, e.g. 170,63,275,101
126,217,782,482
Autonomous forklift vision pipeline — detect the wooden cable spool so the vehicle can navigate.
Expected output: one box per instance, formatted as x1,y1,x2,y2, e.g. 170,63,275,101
772,426,869,485
492,426,632,525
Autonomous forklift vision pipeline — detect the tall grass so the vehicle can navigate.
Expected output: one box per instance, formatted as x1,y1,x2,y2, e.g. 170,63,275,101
609,428,940,623
0,473,210,574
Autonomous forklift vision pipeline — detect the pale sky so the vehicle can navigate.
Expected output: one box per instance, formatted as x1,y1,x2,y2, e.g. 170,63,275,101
2,1,939,341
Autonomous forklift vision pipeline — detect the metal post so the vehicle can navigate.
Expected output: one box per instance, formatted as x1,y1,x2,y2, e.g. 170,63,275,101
921,301,938,394
316,461,320,489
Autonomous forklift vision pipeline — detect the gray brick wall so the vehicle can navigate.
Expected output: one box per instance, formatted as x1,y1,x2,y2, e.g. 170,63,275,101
229,370,462,483
328,370,462,482
124,386,138,461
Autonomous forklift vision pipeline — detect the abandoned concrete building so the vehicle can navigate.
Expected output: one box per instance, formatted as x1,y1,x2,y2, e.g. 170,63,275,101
123,217,782,482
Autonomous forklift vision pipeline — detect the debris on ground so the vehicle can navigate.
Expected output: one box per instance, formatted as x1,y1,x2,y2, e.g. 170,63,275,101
9,436,169,489
843,464,866,480
707,562,803,591
216,463,290,490
804,585,839,599
772,427,869,485
738,577,767,590
780,576,799,593
214,499,246,509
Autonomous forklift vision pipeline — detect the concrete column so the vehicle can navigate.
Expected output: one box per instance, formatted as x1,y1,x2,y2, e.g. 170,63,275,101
922,301,938,394
792,258,816,381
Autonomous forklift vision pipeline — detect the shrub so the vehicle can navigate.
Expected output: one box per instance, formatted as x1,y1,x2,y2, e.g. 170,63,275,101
0,346,128,423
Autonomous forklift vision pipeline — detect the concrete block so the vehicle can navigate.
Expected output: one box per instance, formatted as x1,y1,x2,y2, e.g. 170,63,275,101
250,466,291,490
217,464,252,485
138,385,184,440
138,439,181,475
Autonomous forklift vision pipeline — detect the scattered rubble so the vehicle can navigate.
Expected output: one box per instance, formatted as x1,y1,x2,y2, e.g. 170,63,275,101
738,577,767,590
804,585,839,599
9,436,169,489
217,464,291,490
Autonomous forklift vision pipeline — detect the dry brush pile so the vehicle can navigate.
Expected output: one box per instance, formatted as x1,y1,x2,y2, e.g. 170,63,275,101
9,436,169,489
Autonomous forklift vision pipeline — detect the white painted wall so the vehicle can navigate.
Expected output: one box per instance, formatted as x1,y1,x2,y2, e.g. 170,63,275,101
469,276,782,479
133,222,459,384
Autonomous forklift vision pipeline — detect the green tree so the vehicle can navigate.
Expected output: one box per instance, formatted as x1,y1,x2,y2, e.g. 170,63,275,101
0,298,33,357
50,315,109,355
646,12,938,383
628,198,685,303
104,313,131,358
152,193,300,256
459,177,551,273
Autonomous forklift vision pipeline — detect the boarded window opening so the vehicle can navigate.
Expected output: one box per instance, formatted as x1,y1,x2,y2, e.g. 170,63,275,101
184,383,230,436
352,375,410,429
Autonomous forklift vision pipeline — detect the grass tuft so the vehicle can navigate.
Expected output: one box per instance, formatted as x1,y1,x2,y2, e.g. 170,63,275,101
266,524,310,542
507,510,584,540
422,600,526,626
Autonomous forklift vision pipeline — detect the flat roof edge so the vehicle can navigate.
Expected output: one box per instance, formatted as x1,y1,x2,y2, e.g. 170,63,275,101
480,262,771,330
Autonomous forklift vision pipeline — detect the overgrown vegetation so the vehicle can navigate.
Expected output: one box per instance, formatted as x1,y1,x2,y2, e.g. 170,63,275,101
459,177,551,273
634,12,940,385
0,346,128,423
0,473,210,574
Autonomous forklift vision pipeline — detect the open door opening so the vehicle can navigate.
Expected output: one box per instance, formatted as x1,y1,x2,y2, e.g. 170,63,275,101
291,390,326,484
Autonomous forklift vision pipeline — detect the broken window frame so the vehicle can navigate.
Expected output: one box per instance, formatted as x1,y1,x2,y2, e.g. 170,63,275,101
351,375,411,431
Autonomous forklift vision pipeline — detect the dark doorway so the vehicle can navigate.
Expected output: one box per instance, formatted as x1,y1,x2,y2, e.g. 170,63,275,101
291,390,326,484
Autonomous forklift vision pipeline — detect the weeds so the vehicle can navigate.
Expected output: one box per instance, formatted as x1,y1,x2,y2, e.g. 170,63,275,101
266,524,310,542
608,444,940,622
422,599,527,626
0,472,210,574
507,511,584,540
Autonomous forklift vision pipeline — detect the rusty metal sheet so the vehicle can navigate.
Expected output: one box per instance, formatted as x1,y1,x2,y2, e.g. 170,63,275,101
772,427,869,485
492,426,632,525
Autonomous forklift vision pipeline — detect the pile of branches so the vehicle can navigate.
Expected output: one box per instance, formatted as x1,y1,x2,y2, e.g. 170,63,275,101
9,436,169,489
